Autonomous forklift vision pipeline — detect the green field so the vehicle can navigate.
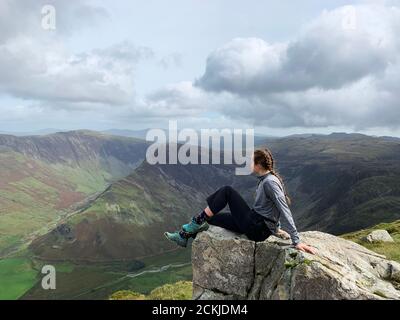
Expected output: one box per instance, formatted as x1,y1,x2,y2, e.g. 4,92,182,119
0,258,38,300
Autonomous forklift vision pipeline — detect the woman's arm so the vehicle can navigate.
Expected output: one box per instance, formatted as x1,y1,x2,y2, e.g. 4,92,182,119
263,180,316,254
263,180,300,245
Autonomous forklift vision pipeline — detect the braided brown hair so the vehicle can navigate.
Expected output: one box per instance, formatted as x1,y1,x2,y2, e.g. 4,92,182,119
253,148,292,206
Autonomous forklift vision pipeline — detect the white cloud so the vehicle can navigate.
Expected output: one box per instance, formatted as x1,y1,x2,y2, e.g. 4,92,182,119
0,37,154,106
188,4,400,129
197,5,400,94
0,0,156,108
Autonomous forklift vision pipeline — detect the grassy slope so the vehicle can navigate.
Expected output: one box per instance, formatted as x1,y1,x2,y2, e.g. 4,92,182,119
69,166,179,226
29,164,206,261
0,131,148,256
0,151,112,255
330,176,400,234
0,257,38,300
342,220,400,262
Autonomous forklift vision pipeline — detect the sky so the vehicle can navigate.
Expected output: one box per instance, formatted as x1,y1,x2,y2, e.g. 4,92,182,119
0,0,400,137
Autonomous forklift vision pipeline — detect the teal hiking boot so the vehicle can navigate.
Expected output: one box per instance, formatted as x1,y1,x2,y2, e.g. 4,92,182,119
182,218,210,235
164,231,188,248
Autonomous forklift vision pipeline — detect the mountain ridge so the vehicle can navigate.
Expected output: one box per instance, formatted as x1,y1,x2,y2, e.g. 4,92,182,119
0,131,149,255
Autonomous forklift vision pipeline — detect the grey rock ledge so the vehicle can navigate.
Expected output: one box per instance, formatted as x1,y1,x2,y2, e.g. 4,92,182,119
191,226,400,300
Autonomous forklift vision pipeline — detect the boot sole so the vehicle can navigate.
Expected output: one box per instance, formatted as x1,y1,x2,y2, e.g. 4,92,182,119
164,232,187,248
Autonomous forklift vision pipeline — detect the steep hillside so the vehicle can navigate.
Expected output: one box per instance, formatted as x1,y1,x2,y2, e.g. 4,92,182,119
0,131,148,255
0,130,147,171
30,161,255,261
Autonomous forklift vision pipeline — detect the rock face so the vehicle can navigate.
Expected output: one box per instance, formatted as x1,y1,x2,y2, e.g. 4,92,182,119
192,226,400,300
364,230,394,243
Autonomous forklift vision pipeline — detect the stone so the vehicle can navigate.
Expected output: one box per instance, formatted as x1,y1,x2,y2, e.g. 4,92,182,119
191,227,254,299
192,226,400,300
363,230,394,243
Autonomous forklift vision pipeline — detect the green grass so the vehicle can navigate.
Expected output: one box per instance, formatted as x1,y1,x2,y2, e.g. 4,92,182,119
52,262,75,273
148,281,192,300
109,290,146,300
110,281,192,300
342,220,400,262
51,162,111,195
0,258,38,300
73,166,198,228
22,265,123,300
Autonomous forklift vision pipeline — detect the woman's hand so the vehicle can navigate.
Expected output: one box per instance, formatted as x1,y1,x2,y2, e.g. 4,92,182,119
295,243,317,255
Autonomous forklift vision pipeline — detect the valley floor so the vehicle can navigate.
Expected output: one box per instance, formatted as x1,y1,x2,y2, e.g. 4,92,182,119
0,247,192,300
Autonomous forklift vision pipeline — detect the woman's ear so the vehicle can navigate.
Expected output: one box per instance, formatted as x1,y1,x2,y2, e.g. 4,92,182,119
253,163,260,174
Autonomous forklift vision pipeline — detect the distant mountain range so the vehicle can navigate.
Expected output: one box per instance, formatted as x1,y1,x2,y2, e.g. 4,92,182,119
2,128,399,141
0,128,153,140
0,129,63,136
103,129,151,140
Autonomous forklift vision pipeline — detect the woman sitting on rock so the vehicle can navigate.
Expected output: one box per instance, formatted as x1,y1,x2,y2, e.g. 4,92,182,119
165,148,316,254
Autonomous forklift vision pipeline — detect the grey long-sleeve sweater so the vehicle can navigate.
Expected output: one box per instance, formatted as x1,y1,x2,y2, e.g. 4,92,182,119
252,173,300,245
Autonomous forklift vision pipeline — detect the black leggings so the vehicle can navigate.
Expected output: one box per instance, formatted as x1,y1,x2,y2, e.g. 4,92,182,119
206,186,272,242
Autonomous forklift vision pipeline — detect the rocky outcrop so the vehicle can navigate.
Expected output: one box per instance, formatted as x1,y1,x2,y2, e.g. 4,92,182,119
192,226,400,300
363,230,394,243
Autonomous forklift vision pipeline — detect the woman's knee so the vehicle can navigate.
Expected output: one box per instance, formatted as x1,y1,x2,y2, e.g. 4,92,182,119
221,185,234,194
